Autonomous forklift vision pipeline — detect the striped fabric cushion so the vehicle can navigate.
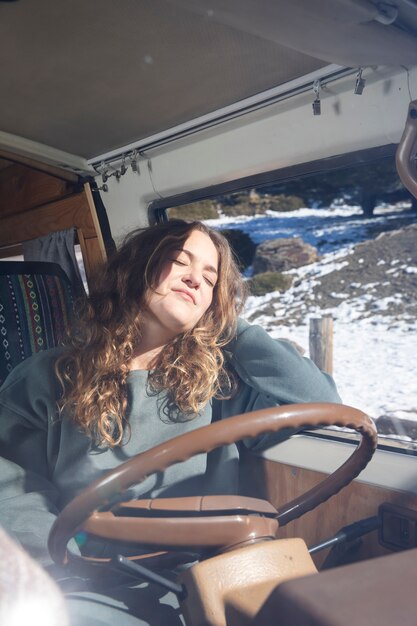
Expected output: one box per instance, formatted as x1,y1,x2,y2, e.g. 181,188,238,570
0,262,75,387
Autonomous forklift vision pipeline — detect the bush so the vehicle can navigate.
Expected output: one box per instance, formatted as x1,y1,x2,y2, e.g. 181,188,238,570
167,191,304,220
218,191,304,216
248,271,293,296
268,194,305,212
221,202,261,217
168,200,219,221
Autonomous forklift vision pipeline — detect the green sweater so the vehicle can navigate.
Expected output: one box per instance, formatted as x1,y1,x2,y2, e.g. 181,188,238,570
0,320,340,565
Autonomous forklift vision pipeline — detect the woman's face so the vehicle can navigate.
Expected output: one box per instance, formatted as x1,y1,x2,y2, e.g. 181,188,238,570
145,229,219,339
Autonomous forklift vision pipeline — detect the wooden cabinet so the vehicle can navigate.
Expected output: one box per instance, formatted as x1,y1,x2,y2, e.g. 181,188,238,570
0,155,107,286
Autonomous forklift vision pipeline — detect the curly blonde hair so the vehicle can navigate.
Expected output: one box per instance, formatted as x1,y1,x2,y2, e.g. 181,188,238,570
56,220,247,447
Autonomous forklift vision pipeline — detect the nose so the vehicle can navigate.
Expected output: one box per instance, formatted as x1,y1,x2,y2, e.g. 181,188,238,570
182,269,201,289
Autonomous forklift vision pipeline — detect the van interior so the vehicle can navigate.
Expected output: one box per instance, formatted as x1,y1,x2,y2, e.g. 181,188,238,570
0,1,417,624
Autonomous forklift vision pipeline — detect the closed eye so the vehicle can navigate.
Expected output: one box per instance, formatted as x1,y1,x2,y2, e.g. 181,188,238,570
204,276,215,287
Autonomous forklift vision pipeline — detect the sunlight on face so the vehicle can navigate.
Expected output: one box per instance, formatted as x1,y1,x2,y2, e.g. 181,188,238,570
146,229,219,339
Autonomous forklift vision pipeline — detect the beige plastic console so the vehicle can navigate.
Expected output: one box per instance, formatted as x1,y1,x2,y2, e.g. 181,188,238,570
179,538,317,626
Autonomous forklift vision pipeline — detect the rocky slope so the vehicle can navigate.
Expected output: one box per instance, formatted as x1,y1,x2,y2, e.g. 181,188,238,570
249,223,417,329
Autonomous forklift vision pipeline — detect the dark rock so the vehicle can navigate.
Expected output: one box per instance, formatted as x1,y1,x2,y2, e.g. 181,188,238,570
220,229,256,270
253,237,319,274
376,415,417,440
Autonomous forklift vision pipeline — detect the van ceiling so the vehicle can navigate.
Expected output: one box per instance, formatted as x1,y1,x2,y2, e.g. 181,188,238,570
0,0,416,161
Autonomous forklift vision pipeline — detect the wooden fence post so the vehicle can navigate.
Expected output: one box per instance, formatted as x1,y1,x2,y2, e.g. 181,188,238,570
309,316,333,375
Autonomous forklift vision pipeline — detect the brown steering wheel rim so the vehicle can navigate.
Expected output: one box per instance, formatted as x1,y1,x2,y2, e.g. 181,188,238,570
48,403,377,565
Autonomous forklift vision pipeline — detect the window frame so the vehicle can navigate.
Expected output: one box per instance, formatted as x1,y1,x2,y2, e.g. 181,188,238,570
148,144,397,222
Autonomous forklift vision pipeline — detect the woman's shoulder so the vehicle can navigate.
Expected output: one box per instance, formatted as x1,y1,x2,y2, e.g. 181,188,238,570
227,318,275,353
14,345,67,371
0,348,69,433
0,346,67,394
233,318,303,355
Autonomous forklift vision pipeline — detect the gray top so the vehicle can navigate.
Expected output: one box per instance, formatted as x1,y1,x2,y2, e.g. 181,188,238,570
0,320,340,565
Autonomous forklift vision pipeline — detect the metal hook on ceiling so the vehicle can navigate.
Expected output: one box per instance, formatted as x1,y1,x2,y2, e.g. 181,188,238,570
354,68,366,95
312,79,321,116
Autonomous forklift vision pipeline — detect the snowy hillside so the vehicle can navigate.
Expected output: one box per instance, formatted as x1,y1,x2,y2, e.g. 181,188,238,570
207,204,417,441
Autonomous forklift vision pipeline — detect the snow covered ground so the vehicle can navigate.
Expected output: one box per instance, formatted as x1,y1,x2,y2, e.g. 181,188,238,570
206,204,417,437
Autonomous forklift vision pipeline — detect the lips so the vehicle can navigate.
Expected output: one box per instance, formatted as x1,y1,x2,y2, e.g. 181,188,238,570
172,289,196,305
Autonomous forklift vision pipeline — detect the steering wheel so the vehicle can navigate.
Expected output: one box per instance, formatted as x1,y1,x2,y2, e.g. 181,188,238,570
48,403,377,566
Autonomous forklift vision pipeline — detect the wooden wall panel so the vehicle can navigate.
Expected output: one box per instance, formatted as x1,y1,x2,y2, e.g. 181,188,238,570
0,180,107,284
0,150,79,183
240,453,417,569
77,228,106,281
0,191,96,247
0,156,107,286
0,163,75,217
0,243,22,259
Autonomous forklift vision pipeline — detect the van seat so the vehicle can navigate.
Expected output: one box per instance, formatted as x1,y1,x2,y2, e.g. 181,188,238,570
0,261,75,387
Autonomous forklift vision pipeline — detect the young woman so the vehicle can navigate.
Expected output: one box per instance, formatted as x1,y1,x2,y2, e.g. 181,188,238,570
0,220,340,624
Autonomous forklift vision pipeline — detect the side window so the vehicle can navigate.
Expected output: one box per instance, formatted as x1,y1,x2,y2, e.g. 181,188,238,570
165,156,417,449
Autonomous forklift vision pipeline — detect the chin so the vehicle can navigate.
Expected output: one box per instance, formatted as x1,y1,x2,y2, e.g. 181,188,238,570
165,318,196,336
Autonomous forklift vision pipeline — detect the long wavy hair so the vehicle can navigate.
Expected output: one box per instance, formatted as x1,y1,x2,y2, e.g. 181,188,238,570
55,220,247,447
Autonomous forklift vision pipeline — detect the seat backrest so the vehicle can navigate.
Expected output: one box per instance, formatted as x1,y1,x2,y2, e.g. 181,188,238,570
0,261,75,387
